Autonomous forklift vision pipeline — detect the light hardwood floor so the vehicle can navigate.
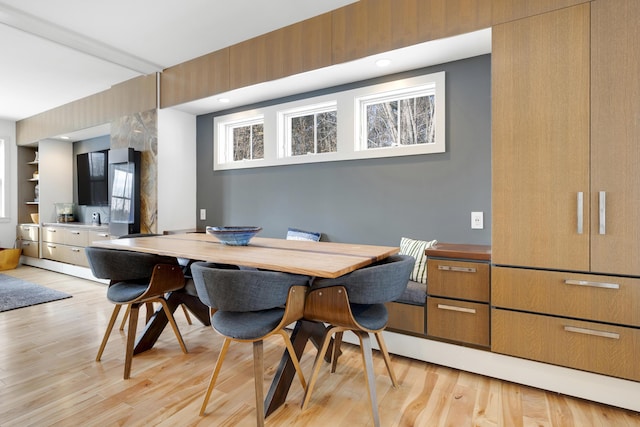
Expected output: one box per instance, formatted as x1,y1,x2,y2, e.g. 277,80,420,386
1,265,638,427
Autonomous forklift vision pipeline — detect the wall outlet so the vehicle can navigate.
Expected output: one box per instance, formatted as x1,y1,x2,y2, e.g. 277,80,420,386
200,209,206,221
471,211,483,229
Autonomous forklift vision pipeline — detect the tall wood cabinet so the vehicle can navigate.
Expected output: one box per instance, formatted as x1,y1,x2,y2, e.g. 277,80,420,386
491,1,640,382
590,0,640,276
493,0,640,276
492,3,590,271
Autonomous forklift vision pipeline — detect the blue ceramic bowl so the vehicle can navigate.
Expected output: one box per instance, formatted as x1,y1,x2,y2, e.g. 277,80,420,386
206,226,262,246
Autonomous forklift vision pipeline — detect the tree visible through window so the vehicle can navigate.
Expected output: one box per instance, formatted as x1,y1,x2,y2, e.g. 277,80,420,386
290,110,337,156
365,94,435,148
232,123,264,161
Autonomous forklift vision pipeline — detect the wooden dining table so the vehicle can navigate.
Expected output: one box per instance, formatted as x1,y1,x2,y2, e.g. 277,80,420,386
90,232,399,416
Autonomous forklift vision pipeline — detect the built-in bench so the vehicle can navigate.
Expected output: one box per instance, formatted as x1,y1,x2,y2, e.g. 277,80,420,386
385,280,427,336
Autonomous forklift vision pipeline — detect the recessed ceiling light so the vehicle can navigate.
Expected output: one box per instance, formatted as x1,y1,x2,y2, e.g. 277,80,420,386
375,59,391,67
60,136,70,140
218,97,230,103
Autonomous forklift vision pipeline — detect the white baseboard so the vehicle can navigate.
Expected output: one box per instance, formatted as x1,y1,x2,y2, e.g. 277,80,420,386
341,330,640,412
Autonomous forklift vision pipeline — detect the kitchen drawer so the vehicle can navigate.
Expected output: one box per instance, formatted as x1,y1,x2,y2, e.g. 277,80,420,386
492,308,640,381
43,227,89,246
87,230,111,244
426,296,490,347
20,240,39,258
42,243,88,267
427,259,490,302
492,267,640,327
17,224,39,241
385,301,425,335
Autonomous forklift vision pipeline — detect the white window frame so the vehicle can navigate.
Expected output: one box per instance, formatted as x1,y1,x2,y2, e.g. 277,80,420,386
0,138,6,220
278,101,338,158
213,71,445,171
214,114,264,168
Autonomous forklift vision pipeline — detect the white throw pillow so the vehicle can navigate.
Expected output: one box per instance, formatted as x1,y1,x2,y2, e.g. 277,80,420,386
399,237,438,284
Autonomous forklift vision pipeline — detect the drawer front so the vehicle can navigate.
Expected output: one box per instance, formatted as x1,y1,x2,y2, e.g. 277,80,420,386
385,301,425,335
427,259,489,301
42,243,87,266
492,309,640,381
42,227,64,244
492,267,640,327
20,240,39,258
88,230,111,244
17,224,39,241
64,228,89,246
427,296,489,347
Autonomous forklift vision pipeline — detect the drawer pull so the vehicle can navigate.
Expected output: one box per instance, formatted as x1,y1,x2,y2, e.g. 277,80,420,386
437,265,476,273
564,279,619,290
563,325,619,340
47,228,57,232
437,303,476,314
71,248,81,253
71,231,81,235
97,233,109,237
47,244,57,248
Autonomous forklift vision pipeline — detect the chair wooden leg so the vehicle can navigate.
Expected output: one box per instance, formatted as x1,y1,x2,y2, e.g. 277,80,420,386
118,304,130,331
357,331,381,427
181,304,192,325
330,331,344,373
124,303,141,379
200,338,230,416
253,341,265,427
276,329,306,390
96,304,122,362
302,325,342,411
158,299,188,354
374,331,398,387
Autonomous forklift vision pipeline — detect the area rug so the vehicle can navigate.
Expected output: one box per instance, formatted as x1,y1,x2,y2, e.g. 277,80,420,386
0,273,72,312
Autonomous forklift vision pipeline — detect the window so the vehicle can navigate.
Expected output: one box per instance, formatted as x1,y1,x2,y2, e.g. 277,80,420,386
359,89,436,149
213,71,444,170
281,102,337,157
0,138,5,218
215,116,264,165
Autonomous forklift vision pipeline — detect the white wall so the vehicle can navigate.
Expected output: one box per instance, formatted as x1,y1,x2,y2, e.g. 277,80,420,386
0,119,17,248
157,109,197,233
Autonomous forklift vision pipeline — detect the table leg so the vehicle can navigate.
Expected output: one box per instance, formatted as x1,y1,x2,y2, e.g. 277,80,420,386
133,291,210,355
264,319,336,417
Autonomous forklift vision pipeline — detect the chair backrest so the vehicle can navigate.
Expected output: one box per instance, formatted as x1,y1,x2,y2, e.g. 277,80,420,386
85,246,179,282
286,227,322,242
311,254,415,305
191,262,310,312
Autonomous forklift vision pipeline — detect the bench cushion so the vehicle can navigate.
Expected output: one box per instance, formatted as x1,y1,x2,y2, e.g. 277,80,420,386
394,280,426,305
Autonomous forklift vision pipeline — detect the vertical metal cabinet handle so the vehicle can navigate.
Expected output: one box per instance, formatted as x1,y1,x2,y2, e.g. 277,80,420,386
564,279,619,290
437,304,476,314
577,192,583,234
437,265,477,273
563,325,619,340
599,191,606,235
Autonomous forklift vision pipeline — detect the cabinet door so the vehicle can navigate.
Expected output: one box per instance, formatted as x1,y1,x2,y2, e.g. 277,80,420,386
492,4,590,270
591,0,640,276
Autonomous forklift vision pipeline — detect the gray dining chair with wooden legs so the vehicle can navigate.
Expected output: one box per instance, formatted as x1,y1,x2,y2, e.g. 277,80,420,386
85,246,188,379
191,262,310,427
301,254,414,427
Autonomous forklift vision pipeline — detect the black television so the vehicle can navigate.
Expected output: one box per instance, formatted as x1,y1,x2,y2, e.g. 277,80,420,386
77,149,109,206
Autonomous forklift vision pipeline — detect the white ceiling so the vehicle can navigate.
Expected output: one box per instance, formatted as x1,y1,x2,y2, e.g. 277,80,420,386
0,0,357,121
0,0,491,135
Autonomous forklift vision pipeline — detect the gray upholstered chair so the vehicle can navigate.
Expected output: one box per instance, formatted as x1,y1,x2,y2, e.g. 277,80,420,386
301,254,414,427
191,262,310,426
85,246,188,379
114,233,193,329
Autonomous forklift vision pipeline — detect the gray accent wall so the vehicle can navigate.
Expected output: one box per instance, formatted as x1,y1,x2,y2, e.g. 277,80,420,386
196,54,491,246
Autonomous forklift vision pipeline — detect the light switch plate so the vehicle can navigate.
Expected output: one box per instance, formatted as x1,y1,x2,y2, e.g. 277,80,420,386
200,209,206,220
